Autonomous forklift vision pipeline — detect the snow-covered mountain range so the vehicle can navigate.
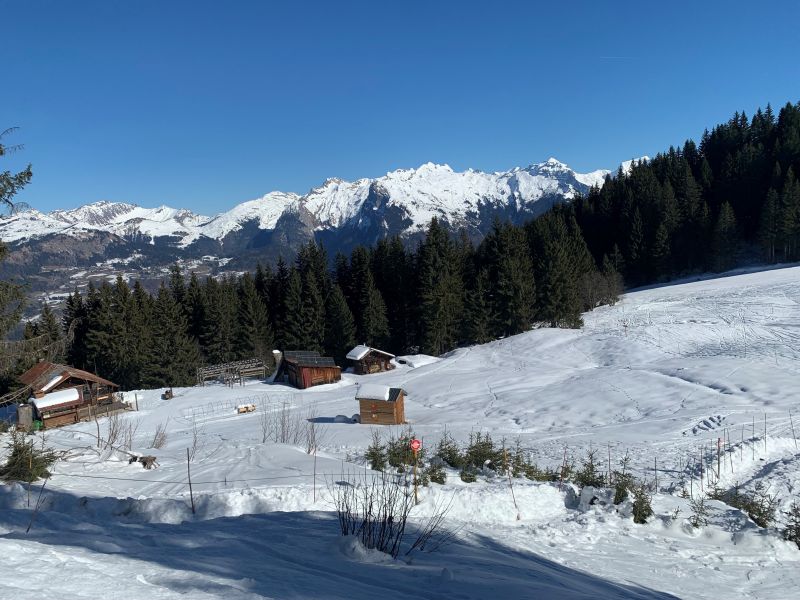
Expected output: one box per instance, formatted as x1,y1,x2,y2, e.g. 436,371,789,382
0,158,610,247
0,158,630,297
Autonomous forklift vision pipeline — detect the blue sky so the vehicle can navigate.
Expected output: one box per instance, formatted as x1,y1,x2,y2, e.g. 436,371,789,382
3,0,800,214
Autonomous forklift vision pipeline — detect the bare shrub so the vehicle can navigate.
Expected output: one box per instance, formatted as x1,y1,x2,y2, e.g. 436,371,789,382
103,414,122,450
303,403,328,454
258,400,326,450
150,419,169,449
188,418,204,461
332,471,453,558
259,402,271,443
121,418,142,451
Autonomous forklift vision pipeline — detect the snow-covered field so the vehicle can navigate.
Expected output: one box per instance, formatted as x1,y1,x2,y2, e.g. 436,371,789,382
2,265,800,599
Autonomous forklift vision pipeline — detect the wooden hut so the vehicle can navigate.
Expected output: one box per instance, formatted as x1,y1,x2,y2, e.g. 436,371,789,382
18,361,121,429
357,384,405,425
273,351,341,390
347,345,396,375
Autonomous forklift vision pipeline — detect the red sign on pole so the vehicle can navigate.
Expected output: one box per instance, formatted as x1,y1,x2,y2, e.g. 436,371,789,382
410,438,422,452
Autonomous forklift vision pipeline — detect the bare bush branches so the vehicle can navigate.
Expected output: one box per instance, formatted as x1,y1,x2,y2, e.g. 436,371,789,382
332,471,454,559
258,401,328,452
188,418,204,461
150,419,169,449
102,414,122,450
121,418,142,451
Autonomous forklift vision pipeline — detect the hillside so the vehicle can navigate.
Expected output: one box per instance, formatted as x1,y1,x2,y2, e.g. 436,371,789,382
1,266,799,599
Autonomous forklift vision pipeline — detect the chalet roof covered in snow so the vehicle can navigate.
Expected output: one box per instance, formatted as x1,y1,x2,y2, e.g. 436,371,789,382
355,384,391,401
346,345,395,361
19,361,118,394
29,387,81,411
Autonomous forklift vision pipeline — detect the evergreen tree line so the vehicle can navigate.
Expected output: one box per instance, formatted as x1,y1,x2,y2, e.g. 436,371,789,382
15,100,800,391
573,101,800,286
49,215,621,390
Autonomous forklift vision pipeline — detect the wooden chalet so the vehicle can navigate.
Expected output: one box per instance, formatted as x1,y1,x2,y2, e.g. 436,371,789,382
19,361,122,429
357,384,405,425
273,351,341,390
347,345,396,375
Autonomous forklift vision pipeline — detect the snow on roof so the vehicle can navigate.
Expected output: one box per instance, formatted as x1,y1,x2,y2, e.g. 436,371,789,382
41,373,65,393
30,387,80,411
356,384,391,401
346,345,371,360
346,345,396,360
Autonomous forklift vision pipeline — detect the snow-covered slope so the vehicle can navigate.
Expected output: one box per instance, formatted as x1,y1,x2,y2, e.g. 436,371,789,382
0,158,611,246
2,266,799,599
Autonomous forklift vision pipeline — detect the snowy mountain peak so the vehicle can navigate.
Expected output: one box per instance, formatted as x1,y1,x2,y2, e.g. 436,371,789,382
0,157,627,247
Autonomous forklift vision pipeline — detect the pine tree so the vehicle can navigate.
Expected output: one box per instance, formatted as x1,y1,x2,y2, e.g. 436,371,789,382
271,258,290,348
63,290,88,369
484,220,535,337
362,285,390,348
417,218,464,355
0,129,29,338
324,284,356,364
185,272,205,342
169,264,186,311
281,270,305,350
236,272,274,362
37,304,62,345
300,272,325,351
84,277,138,387
348,246,390,348
128,280,155,387
143,284,201,387
531,215,582,328
711,202,738,272
463,269,493,344
759,188,780,263
200,277,237,364
779,168,800,260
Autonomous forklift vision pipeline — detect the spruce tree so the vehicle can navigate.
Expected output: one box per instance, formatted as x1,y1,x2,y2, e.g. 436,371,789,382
270,258,290,348
712,202,738,272
185,272,205,343
759,188,780,263
484,220,534,337
300,272,325,351
324,283,356,364
463,269,493,344
281,270,305,350
144,284,200,387
63,290,88,369
200,277,237,364
417,218,464,355
236,272,274,362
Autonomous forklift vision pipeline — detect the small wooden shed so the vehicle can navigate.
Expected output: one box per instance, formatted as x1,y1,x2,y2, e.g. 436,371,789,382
18,361,122,429
273,351,341,389
357,384,405,425
347,345,396,375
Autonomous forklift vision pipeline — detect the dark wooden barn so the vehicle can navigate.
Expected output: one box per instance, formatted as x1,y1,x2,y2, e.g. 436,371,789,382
346,345,396,375
19,361,122,429
273,351,341,390
357,384,405,425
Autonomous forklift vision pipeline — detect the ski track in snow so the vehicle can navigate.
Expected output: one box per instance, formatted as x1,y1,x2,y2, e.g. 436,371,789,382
2,265,800,598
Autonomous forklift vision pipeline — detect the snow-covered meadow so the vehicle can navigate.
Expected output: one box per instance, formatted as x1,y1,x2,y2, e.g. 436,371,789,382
2,265,800,599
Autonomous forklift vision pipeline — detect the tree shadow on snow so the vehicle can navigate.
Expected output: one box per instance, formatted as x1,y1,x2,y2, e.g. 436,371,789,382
0,486,679,600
